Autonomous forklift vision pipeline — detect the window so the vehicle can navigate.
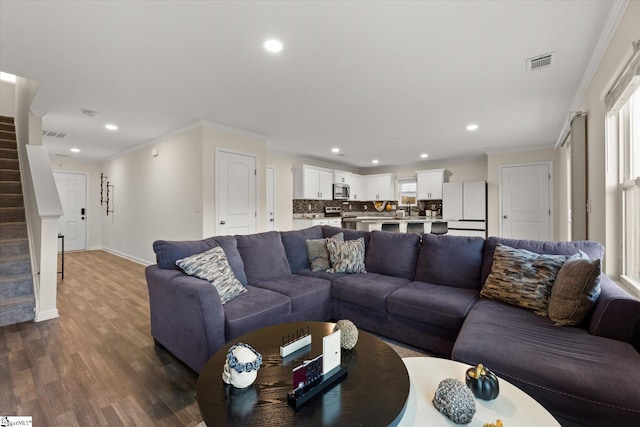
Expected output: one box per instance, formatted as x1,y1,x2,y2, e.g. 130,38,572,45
398,178,417,206
617,81,640,289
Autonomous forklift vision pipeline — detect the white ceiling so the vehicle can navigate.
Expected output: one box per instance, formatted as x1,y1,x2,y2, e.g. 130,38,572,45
0,1,621,169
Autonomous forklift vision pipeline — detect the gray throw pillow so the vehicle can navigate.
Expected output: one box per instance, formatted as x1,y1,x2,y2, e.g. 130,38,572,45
305,232,344,271
326,238,367,274
548,251,601,326
176,246,247,304
481,244,567,316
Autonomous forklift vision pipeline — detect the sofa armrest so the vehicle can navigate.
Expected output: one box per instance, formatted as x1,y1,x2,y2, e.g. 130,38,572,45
145,265,226,372
589,274,640,350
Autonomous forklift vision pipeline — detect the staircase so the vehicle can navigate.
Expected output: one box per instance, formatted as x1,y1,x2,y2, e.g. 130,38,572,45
0,115,35,327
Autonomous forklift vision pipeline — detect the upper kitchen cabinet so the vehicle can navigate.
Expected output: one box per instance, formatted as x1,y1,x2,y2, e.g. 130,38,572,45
417,169,448,200
335,170,365,201
293,165,334,200
366,173,396,201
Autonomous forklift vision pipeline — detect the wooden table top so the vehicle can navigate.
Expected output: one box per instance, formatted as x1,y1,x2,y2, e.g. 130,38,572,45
197,321,410,427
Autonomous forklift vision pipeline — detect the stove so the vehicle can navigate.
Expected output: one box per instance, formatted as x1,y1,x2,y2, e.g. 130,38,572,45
324,206,342,217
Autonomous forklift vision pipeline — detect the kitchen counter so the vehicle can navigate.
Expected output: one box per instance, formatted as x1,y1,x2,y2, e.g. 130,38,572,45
342,216,446,233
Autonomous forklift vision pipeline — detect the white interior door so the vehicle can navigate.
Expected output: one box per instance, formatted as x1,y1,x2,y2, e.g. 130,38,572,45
500,163,552,240
216,150,257,236
266,166,275,231
53,172,87,251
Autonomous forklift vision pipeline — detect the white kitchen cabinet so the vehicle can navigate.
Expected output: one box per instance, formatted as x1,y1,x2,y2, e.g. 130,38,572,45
417,169,447,200
334,170,365,201
293,165,333,200
365,173,396,201
443,181,486,221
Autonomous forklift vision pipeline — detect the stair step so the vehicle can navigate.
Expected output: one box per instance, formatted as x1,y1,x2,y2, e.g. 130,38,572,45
0,222,27,239
0,255,31,276
0,169,20,181
0,193,24,207
0,130,16,141
0,274,33,299
0,238,29,257
0,122,15,132
0,116,14,124
0,147,18,159
0,207,26,222
0,296,35,327
0,181,22,194
0,139,17,150
0,158,19,170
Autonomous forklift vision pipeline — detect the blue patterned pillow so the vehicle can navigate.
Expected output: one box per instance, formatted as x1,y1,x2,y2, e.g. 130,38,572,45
176,246,247,304
326,238,366,274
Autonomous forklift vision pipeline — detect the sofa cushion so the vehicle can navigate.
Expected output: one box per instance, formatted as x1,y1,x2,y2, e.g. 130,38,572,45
294,268,349,281
208,235,248,285
252,275,331,316
175,246,247,304
453,298,640,427
223,285,291,340
153,239,215,270
365,231,420,280
481,236,605,285
326,238,367,273
387,281,478,331
481,244,567,316
236,231,291,284
280,226,324,272
306,232,344,271
548,251,602,326
415,234,485,289
332,273,409,312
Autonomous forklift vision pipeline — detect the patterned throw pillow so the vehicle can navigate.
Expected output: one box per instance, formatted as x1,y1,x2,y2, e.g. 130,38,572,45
176,246,247,304
305,232,344,271
326,238,367,274
481,244,567,316
548,251,601,326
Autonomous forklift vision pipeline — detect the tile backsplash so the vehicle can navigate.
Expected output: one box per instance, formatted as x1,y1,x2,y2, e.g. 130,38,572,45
293,199,442,216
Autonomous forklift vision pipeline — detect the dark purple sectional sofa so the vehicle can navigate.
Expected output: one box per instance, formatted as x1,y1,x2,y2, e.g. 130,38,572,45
145,226,640,427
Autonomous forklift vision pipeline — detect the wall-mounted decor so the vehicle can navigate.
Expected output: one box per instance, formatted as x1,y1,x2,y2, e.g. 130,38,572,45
100,173,115,215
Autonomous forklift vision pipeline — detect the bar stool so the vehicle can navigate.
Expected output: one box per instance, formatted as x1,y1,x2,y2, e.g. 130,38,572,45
406,222,424,234
430,221,448,235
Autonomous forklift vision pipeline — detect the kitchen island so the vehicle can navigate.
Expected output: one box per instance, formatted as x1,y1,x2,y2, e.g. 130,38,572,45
342,216,445,233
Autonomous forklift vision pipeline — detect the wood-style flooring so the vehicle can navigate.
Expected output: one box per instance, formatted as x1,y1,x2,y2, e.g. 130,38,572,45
0,250,427,426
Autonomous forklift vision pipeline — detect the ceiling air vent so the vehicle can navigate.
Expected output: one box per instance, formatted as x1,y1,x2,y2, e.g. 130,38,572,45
42,129,69,139
527,52,554,72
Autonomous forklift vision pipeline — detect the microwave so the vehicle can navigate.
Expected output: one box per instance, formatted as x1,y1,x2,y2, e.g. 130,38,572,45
333,183,350,200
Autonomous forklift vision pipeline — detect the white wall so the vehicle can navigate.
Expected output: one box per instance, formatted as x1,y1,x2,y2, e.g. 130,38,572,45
578,0,640,276
486,147,557,238
101,127,204,264
0,80,16,116
369,157,488,182
49,157,103,250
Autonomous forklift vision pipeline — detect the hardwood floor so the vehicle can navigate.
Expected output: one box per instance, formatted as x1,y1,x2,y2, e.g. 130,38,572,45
0,250,201,426
0,250,427,426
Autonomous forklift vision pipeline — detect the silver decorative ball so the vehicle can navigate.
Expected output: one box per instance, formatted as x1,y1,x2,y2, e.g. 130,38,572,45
333,319,359,350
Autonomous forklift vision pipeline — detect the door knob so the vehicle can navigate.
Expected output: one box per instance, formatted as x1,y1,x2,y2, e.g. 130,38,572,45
270,219,274,222
220,221,226,225
503,215,508,219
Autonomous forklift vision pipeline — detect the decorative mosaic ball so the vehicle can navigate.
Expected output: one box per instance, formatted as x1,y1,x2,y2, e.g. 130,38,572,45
432,378,476,424
333,319,359,350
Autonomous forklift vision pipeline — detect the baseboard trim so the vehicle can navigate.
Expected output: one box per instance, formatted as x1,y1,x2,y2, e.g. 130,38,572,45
100,246,153,266
35,308,59,322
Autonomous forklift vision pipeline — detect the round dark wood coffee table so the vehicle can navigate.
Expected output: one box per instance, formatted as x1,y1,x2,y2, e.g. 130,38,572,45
197,321,410,426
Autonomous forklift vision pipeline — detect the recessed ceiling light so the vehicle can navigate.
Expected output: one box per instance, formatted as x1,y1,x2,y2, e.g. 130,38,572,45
70,148,80,153
0,71,16,83
466,124,479,131
331,148,340,153
420,153,429,159
372,159,379,164
105,124,118,131
264,39,283,53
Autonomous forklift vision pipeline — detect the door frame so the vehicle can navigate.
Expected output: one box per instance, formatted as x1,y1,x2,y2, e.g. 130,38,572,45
498,161,553,240
52,170,89,251
214,147,258,236
266,165,275,231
